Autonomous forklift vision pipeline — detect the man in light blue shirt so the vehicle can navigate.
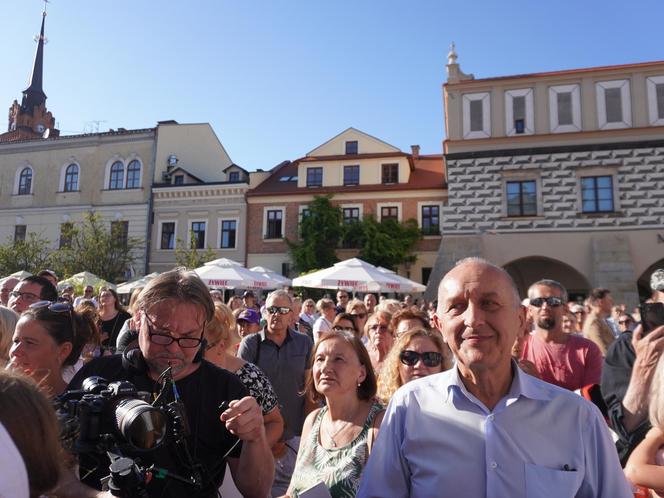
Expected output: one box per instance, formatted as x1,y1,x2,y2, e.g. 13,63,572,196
358,258,632,498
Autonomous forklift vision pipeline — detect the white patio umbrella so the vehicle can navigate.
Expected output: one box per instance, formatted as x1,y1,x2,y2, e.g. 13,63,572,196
292,258,408,293
58,271,115,290
204,257,243,267
250,266,292,288
116,272,160,295
195,260,273,290
3,270,32,281
376,267,427,293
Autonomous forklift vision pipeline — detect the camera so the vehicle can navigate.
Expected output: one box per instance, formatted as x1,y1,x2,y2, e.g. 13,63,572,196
56,376,168,454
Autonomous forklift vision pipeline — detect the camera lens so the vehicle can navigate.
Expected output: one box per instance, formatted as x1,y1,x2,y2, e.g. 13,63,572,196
114,399,167,450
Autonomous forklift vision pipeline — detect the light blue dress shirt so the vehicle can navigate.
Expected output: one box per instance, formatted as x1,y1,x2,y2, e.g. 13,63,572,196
358,365,632,498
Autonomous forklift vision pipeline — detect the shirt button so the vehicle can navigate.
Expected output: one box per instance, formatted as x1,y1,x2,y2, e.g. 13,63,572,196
487,414,495,421
490,461,498,470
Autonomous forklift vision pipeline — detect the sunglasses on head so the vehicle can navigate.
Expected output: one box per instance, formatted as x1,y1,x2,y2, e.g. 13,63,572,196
266,306,291,315
29,300,77,337
529,297,564,308
399,350,442,367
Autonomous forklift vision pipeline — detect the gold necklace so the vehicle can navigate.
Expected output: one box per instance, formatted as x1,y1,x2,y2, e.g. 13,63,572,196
323,411,353,447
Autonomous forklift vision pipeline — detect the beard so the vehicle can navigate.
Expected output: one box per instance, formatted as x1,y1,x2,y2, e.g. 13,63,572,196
537,317,556,330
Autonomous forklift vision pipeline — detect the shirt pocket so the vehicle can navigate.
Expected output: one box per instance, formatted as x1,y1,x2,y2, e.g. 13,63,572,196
525,463,580,498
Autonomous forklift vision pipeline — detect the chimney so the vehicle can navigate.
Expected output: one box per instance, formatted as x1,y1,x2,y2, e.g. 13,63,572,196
410,145,420,158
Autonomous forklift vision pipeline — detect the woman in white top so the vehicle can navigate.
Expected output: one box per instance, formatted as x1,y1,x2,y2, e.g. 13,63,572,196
313,298,336,342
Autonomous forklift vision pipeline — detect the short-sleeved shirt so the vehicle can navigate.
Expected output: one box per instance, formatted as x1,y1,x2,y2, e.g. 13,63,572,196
520,333,603,391
238,328,313,440
67,354,247,498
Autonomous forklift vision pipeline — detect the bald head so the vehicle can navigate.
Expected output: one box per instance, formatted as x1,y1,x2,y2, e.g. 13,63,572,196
437,258,521,313
0,277,19,306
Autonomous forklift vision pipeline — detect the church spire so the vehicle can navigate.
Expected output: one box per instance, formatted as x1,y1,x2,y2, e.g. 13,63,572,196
21,10,48,114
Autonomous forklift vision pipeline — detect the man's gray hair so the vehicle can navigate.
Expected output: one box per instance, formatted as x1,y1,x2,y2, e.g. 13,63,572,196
527,279,569,304
440,257,521,307
136,268,215,321
267,289,293,306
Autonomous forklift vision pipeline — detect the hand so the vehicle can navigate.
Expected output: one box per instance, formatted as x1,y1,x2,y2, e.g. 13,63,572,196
220,396,266,443
632,324,664,375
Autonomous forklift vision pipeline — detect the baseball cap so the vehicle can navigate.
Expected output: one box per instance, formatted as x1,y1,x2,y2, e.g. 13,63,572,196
237,308,260,324
651,269,664,292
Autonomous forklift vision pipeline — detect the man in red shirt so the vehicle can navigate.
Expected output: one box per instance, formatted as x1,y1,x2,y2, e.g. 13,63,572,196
520,279,603,391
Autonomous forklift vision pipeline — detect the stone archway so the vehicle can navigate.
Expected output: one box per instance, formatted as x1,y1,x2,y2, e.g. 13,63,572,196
504,256,591,302
637,258,664,302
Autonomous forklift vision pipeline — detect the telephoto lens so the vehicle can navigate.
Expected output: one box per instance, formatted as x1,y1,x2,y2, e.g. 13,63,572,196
114,398,167,450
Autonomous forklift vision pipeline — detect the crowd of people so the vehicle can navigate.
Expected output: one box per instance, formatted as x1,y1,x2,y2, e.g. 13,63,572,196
0,262,663,497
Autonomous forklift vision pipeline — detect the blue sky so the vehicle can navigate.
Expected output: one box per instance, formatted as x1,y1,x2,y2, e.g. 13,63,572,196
1,1,662,171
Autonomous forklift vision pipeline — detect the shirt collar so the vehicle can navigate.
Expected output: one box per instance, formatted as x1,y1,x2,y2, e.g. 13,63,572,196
259,327,294,344
445,360,552,408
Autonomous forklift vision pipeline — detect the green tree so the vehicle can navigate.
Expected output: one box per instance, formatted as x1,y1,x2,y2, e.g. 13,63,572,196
287,195,343,273
356,216,421,270
49,212,143,283
0,232,53,275
174,231,217,269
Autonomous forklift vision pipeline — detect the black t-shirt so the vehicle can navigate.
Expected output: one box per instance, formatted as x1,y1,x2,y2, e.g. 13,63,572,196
67,354,247,497
100,310,132,348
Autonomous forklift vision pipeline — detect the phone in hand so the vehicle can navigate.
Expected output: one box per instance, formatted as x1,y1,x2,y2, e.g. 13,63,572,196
640,302,664,335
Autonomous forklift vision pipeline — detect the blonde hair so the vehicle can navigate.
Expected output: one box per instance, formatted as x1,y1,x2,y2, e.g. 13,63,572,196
204,303,239,352
650,355,664,429
375,298,401,315
0,306,19,366
376,328,451,404
346,299,367,315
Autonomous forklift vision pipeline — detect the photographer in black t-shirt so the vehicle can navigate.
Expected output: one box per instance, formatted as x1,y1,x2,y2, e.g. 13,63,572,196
66,269,274,498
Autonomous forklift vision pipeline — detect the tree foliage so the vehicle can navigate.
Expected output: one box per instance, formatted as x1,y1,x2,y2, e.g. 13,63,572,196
287,194,422,274
287,195,343,274
49,212,142,283
174,232,217,270
0,232,52,275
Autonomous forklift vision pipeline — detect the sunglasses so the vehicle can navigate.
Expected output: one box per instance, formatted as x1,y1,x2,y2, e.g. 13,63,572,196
350,313,367,319
529,297,564,308
29,300,77,338
266,306,291,315
144,313,205,348
399,350,443,367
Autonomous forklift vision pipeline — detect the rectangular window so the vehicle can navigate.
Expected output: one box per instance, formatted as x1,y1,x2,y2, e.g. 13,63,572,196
111,221,129,248
343,207,360,224
421,205,440,235
266,210,283,239
581,176,614,213
228,171,240,182
381,163,399,184
59,222,73,249
506,180,537,217
160,222,175,250
421,267,432,286
657,84,664,120
173,175,184,185
306,167,323,187
469,100,484,132
343,165,360,186
191,221,206,249
220,220,237,248
381,206,399,222
557,92,573,125
345,141,358,155
513,96,526,133
300,208,311,223
14,225,26,242
605,87,623,123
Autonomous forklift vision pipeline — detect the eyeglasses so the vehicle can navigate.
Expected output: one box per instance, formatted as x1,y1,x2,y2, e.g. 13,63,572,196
144,313,205,348
29,300,77,339
10,290,40,302
332,326,356,333
399,350,443,367
350,313,367,319
529,297,564,308
266,306,291,315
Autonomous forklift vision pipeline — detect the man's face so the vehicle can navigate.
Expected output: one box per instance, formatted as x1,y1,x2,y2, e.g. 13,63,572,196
433,262,524,375
243,295,255,307
599,293,614,315
364,294,376,311
237,320,260,338
8,281,43,314
137,299,206,380
0,278,18,306
84,286,94,297
527,285,565,332
265,295,292,335
336,291,349,307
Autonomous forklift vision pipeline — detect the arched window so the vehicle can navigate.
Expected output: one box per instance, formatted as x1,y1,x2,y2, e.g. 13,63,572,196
126,160,141,189
64,164,79,192
109,161,124,190
18,167,32,195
